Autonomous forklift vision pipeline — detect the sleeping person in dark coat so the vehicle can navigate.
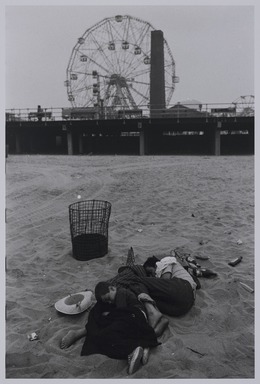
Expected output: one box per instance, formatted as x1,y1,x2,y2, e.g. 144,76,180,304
60,258,196,374
81,283,161,374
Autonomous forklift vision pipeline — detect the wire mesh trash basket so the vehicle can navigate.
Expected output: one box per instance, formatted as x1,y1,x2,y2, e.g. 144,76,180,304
69,200,111,261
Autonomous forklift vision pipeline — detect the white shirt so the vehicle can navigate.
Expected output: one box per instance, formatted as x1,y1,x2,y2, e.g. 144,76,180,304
155,256,197,291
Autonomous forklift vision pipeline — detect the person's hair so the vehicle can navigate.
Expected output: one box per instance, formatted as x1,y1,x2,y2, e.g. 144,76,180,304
95,281,112,301
143,256,160,270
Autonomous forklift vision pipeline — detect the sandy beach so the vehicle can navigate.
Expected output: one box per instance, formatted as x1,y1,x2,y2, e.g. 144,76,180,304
5,154,254,379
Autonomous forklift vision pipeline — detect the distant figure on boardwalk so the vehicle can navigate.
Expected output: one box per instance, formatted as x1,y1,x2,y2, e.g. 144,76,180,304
37,105,43,121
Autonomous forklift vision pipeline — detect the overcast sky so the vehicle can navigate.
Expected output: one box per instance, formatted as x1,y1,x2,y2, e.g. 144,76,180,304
4,1,255,110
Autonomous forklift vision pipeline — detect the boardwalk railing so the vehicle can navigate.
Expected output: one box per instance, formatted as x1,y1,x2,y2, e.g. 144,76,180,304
5,101,254,123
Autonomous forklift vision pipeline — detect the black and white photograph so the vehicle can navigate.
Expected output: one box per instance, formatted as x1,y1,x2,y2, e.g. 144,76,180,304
3,0,256,380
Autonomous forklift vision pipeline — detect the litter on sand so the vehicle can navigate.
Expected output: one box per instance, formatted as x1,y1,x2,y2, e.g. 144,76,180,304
187,347,206,357
195,255,210,260
27,332,39,341
239,282,254,293
228,256,243,266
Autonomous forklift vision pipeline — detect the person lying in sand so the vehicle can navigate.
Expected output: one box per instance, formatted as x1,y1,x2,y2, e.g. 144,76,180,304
94,281,167,336
61,281,161,375
60,257,196,352
143,255,197,293
94,281,160,374
108,261,197,317
60,277,168,350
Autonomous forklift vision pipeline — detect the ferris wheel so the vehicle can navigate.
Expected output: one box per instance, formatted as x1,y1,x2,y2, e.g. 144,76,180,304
65,15,178,112
232,95,255,116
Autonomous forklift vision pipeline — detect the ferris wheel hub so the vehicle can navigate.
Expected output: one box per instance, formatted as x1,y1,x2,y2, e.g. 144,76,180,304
109,74,128,87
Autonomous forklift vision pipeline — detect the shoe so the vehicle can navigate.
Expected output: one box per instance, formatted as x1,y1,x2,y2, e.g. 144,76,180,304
190,272,201,289
128,346,143,375
142,348,150,365
201,268,217,277
186,256,201,268
194,268,217,278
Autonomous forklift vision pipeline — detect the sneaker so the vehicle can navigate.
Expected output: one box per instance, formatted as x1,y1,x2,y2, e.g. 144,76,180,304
128,346,143,375
142,348,150,365
201,268,217,277
186,256,201,268
194,268,217,278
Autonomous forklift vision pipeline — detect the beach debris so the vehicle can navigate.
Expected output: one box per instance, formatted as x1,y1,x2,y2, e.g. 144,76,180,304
239,282,254,293
77,194,81,199
186,256,200,268
199,239,208,245
73,173,83,179
137,228,143,233
187,347,206,357
237,239,243,245
27,332,39,341
224,230,232,235
193,268,217,278
228,256,243,267
195,255,210,260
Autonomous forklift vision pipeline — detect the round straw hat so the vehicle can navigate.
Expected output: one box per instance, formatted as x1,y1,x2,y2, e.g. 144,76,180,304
55,291,93,315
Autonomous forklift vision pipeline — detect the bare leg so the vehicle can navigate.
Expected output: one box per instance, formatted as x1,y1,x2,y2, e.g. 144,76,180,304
60,328,87,349
138,293,169,336
154,317,169,337
144,302,163,328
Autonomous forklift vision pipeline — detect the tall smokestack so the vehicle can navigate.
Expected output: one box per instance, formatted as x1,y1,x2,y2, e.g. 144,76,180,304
150,30,165,117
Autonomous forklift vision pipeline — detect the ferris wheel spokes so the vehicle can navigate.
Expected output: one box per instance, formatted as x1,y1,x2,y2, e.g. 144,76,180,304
88,31,116,72
121,49,148,78
232,95,254,116
79,54,110,76
123,15,131,43
66,14,177,110
124,65,150,80
134,23,151,52
130,85,149,102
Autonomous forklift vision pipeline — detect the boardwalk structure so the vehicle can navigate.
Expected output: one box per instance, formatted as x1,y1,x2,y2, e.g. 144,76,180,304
6,27,253,156
5,111,254,156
